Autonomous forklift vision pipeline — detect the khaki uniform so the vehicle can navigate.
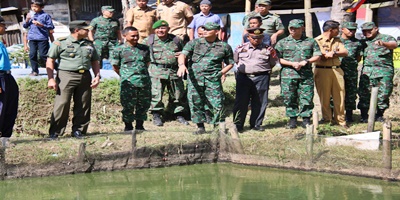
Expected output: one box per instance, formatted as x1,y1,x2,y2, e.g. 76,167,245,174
156,1,193,39
314,35,346,125
47,35,99,135
125,6,157,43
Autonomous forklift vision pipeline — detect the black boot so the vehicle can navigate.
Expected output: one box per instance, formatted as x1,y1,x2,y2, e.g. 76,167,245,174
176,114,189,125
136,120,145,131
375,109,385,122
124,122,133,131
360,109,369,123
345,110,353,123
302,117,311,128
286,117,297,129
193,123,206,135
152,112,163,126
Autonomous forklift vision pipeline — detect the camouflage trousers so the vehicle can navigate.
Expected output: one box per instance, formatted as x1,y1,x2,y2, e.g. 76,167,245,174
149,76,185,114
344,73,358,110
120,80,151,123
93,40,117,68
187,77,225,124
357,73,393,110
281,77,314,118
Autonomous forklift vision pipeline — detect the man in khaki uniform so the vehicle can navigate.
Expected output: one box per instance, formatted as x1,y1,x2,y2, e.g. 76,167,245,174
125,0,157,43
157,0,193,41
46,21,101,139
314,20,348,128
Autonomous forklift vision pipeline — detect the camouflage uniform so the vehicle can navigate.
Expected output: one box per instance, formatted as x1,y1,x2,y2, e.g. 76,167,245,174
340,37,362,111
90,16,120,65
275,35,321,118
244,12,284,37
358,33,396,111
142,34,185,115
181,37,234,124
110,43,151,123
242,11,258,27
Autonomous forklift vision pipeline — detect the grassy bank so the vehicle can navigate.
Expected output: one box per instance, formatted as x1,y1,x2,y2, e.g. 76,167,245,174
5,70,400,179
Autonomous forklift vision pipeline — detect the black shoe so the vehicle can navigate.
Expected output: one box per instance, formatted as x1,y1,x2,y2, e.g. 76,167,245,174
193,127,206,135
375,109,385,122
49,133,58,140
72,131,83,139
360,109,369,123
152,113,163,126
236,125,244,133
345,110,354,123
177,116,189,125
286,117,297,129
135,120,146,131
360,118,368,123
376,116,385,122
302,117,311,128
252,126,265,131
124,122,133,131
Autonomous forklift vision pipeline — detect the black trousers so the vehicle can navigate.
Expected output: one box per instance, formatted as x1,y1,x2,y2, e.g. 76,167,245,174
0,73,19,137
233,72,270,129
28,40,50,74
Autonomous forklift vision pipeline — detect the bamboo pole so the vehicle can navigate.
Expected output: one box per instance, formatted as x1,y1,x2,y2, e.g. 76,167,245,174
382,121,392,174
306,124,314,163
312,111,319,136
304,0,313,37
131,130,137,158
245,0,251,14
367,87,379,132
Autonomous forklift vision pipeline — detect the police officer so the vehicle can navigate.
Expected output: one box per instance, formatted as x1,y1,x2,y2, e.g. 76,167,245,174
89,6,122,68
233,27,279,132
142,20,188,126
125,0,157,43
358,22,397,122
243,0,284,45
177,22,234,134
275,19,321,129
46,21,101,139
0,16,19,142
340,22,362,123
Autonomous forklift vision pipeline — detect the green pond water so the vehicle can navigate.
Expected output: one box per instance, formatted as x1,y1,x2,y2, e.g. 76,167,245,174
0,163,399,200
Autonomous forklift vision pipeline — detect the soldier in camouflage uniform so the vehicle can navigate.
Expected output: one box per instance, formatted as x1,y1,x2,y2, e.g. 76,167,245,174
111,26,151,131
89,6,122,68
339,22,362,122
243,0,284,45
177,22,234,134
275,19,321,129
358,22,397,122
142,20,188,126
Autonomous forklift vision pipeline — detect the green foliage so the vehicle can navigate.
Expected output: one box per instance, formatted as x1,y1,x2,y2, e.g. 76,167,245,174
8,46,30,66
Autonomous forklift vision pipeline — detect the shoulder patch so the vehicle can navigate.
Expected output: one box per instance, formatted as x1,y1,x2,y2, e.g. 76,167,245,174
57,37,67,41
273,13,280,17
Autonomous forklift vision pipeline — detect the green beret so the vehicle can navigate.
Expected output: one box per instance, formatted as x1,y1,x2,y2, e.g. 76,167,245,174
288,19,304,28
152,20,169,29
342,22,358,29
256,0,272,5
69,20,93,30
101,6,115,12
203,22,220,30
361,22,376,30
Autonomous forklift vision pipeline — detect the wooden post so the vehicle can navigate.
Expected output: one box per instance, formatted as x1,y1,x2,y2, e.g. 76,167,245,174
245,0,251,14
306,124,314,163
382,121,392,175
367,87,379,132
131,130,137,158
77,142,86,163
312,111,319,136
365,4,373,22
228,123,245,154
304,0,313,37
0,141,5,180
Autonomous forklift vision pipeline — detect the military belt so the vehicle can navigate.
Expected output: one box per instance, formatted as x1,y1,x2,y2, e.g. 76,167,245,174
152,63,176,68
239,71,270,78
59,69,88,74
0,70,11,75
316,66,340,69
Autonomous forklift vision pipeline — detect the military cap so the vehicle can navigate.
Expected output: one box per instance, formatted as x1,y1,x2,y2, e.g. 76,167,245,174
342,22,358,29
361,22,376,30
247,27,265,38
288,19,304,28
101,6,115,12
152,20,169,29
200,0,212,5
203,22,220,30
69,21,92,30
256,0,272,5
